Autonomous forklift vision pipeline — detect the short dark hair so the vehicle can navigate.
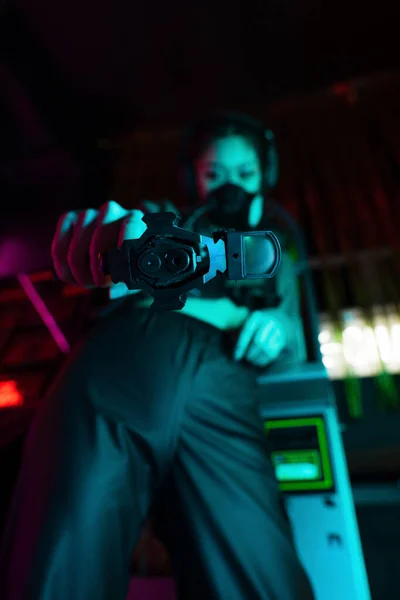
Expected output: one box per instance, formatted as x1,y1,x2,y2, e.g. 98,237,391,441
179,112,278,201
186,120,268,172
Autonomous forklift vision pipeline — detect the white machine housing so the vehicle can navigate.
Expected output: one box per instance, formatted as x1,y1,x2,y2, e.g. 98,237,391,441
258,363,371,600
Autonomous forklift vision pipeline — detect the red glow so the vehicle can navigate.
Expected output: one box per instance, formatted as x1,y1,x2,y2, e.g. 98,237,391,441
332,82,351,96
0,380,24,408
331,82,357,105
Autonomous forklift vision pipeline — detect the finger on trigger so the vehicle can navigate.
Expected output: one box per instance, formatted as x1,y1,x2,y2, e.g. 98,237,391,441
100,200,129,225
51,211,80,282
117,210,146,246
89,200,130,286
68,208,99,286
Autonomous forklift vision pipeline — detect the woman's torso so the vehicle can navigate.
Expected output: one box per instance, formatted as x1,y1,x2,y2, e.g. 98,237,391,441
131,200,283,330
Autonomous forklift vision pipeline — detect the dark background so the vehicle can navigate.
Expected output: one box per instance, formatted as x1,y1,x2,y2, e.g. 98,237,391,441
2,0,400,276
1,1,400,597
1,0,400,219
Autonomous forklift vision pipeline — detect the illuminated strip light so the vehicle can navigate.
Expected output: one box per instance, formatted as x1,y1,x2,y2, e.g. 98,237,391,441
318,306,400,379
17,274,70,354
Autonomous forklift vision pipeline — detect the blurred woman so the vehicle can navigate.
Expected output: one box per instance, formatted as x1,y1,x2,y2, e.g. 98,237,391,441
1,113,313,600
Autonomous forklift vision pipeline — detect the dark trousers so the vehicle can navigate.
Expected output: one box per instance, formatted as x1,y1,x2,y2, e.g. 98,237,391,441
0,301,314,600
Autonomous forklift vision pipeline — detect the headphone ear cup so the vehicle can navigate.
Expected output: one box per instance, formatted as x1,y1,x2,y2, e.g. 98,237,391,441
266,143,279,188
263,129,279,188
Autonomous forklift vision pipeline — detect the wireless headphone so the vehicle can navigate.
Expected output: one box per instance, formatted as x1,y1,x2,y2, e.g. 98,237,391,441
179,111,279,203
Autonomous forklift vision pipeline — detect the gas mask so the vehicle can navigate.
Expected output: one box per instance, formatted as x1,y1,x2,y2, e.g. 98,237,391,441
205,183,258,229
